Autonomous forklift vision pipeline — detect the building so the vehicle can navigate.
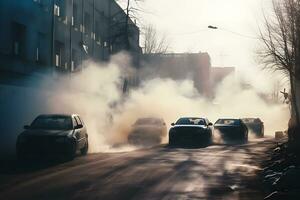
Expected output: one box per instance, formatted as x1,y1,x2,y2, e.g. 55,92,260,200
210,67,235,92
141,53,212,96
0,0,141,85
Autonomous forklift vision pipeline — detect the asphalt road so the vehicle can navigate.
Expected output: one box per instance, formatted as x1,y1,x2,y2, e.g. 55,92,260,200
0,138,277,200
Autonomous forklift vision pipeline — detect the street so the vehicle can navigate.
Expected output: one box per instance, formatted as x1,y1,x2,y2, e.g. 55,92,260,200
0,138,276,200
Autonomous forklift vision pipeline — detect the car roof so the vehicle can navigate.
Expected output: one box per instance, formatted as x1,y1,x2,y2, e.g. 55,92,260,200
137,117,164,121
178,117,207,120
217,118,240,120
37,114,79,118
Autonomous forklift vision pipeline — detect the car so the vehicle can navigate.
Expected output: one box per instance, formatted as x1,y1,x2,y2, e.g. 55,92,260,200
128,117,167,146
16,114,89,160
242,118,264,138
214,118,248,143
169,117,213,147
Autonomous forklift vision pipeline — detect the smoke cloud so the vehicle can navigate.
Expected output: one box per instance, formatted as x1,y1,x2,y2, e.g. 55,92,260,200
0,53,290,156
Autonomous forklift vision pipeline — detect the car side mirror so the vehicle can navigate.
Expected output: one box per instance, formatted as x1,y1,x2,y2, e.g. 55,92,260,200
171,123,175,126
24,125,30,129
75,124,83,129
208,122,213,126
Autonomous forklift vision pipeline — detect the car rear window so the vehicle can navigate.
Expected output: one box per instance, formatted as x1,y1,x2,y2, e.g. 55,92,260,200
176,118,206,125
215,119,240,126
134,118,162,125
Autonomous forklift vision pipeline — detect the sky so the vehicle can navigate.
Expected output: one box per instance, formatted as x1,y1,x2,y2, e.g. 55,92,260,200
136,0,273,70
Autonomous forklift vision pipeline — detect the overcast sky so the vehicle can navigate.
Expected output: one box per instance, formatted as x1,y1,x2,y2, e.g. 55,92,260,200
139,0,275,69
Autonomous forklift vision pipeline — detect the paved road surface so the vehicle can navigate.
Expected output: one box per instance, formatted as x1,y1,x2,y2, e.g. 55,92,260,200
0,138,276,200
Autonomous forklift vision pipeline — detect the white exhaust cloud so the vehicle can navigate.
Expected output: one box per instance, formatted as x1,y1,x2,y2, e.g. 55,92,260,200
38,53,290,153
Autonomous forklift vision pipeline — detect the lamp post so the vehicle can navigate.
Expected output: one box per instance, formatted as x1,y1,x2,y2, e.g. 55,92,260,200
208,25,258,40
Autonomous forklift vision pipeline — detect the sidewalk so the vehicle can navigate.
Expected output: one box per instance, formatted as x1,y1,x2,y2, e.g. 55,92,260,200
261,138,300,200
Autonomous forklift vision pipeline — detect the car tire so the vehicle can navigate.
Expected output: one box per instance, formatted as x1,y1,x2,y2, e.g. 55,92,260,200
66,140,77,160
80,139,89,156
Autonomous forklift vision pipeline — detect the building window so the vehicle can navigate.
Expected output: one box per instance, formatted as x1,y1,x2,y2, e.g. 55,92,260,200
73,3,78,27
95,21,101,44
55,41,64,68
33,0,41,4
84,12,91,35
72,49,79,70
12,22,26,58
36,47,39,61
37,32,46,64
14,42,19,55
55,54,60,67
54,4,60,16
71,61,74,71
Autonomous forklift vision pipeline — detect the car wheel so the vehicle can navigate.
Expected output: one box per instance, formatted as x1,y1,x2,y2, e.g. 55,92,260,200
80,139,89,156
66,140,77,160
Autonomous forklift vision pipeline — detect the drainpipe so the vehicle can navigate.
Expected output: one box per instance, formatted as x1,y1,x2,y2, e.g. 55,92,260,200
69,0,73,73
51,0,55,68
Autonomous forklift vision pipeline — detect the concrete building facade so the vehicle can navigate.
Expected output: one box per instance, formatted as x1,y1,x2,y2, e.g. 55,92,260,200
210,67,235,92
0,0,141,85
141,53,212,96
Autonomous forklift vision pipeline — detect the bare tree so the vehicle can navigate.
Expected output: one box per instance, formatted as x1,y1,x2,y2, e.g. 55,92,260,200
259,0,300,135
142,24,170,54
114,0,144,51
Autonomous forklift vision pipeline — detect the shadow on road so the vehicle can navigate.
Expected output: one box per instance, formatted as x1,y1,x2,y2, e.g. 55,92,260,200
0,157,72,175
0,139,276,200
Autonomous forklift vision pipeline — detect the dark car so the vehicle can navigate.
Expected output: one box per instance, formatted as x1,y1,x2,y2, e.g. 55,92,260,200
128,117,167,146
242,118,264,138
214,118,248,143
16,114,89,160
169,117,213,147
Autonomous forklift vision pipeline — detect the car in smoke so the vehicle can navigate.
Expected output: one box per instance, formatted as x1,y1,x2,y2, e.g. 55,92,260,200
214,118,248,143
242,118,264,138
16,114,89,160
128,117,167,146
169,117,213,147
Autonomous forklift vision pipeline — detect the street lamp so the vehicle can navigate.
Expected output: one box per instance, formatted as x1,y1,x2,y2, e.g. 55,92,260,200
208,25,218,29
208,25,259,39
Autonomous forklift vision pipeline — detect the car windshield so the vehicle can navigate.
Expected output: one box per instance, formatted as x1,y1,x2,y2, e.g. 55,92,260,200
243,118,261,123
30,115,73,130
134,118,162,125
242,118,255,123
176,118,206,125
215,119,240,126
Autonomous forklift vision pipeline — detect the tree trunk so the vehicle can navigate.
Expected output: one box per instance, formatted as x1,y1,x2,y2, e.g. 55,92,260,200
289,71,300,144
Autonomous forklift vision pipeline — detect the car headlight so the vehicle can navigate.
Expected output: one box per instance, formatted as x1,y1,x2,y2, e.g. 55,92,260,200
55,137,66,143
